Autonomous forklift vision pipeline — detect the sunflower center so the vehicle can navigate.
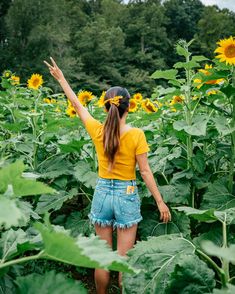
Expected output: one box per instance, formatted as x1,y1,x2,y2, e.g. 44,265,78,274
224,44,235,58
33,78,40,86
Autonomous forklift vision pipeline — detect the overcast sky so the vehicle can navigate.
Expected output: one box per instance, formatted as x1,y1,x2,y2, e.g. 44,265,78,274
200,0,235,11
123,0,235,12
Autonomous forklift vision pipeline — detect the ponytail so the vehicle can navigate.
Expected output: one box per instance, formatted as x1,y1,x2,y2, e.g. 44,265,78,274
103,104,120,172
102,87,130,173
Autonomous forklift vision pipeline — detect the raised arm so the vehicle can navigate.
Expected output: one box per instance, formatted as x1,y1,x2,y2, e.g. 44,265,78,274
43,57,93,125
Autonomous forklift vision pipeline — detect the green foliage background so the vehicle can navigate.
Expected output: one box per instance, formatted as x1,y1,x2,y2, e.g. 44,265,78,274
0,1,235,293
0,0,235,94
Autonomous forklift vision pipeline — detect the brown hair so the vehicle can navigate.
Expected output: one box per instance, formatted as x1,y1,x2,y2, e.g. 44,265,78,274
103,86,130,172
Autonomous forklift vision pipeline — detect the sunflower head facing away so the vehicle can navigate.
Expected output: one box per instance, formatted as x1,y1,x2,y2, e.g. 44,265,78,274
141,99,158,113
3,70,12,78
66,106,77,118
132,93,143,103
169,95,185,106
10,75,20,85
96,91,106,107
27,74,43,90
214,36,235,66
128,99,138,112
77,90,94,106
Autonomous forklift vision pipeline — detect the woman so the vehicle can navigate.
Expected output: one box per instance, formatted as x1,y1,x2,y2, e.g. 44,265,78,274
44,57,171,294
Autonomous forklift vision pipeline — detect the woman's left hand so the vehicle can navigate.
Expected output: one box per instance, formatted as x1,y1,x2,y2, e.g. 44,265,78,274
43,57,64,82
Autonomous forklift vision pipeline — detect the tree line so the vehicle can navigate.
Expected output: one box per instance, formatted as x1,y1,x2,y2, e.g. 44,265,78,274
0,0,234,95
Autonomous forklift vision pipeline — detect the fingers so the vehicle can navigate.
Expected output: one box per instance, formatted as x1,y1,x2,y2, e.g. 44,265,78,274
50,56,58,69
43,60,53,69
160,210,171,223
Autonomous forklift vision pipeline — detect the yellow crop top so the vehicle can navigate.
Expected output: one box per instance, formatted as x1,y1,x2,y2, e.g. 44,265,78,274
84,116,150,180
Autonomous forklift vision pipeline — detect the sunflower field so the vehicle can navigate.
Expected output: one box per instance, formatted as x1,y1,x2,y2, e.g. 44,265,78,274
0,36,235,293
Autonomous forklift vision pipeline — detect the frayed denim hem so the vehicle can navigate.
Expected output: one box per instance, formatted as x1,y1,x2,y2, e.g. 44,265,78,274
88,214,113,227
113,216,143,229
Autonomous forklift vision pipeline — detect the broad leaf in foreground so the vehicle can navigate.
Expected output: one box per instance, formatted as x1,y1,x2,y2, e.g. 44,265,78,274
138,206,190,240
212,284,235,293
122,234,196,294
34,222,138,273
0,197,27,229
15,270,87,294
165,254,215,294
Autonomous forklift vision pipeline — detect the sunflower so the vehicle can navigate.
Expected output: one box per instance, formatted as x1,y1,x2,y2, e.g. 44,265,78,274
193,78,203,89
169,95,185,106
3,70,12,78
141,99,158,113
43,98,51,104
194,64,224,88
214,36,235,65
66,106,77,118
128,99,138,112
77,90,94,106
27,74,43,90
96,91,106,107
43,97,56,104
55,106,61,112
199,64,224,85
207,89,218,96
10,75,20,85
132,93,143,103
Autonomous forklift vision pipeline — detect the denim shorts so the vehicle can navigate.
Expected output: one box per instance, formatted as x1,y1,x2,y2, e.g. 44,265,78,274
88,177,143,229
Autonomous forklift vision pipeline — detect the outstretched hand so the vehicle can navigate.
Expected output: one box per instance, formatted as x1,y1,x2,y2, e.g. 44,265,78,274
43,57,64,82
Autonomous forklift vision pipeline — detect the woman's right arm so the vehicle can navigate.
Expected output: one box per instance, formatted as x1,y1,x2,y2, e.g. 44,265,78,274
136,153,171,223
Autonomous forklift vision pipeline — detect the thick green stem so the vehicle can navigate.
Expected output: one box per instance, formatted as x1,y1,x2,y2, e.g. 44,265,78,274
196,249,227,288
0,251,44,269
185,55,193,170
185,51,193,207
228,67,235,193
222,220,230,282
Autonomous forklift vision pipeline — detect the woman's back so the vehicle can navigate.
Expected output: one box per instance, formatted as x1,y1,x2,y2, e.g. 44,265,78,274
84,116,150,180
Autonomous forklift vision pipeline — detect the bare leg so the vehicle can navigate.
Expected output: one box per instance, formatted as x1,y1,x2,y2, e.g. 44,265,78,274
94,224,113,294
117,224,138,292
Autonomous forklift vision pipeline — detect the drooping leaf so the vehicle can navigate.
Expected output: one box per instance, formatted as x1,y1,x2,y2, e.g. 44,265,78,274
159,182,190,205
73,161,97,189
151,69,178,80
59,139,88,153
35,188,78,214
166,254,215,294
34,222,138,273
173,115,209,136
192,149,206,173
38,156,74,179
212,115,235,136
122,234,195,294
175,44,190,58
200,179,235,209
214,208,235,225
173,206,218,222
65,211,94,237
15,270,87,294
